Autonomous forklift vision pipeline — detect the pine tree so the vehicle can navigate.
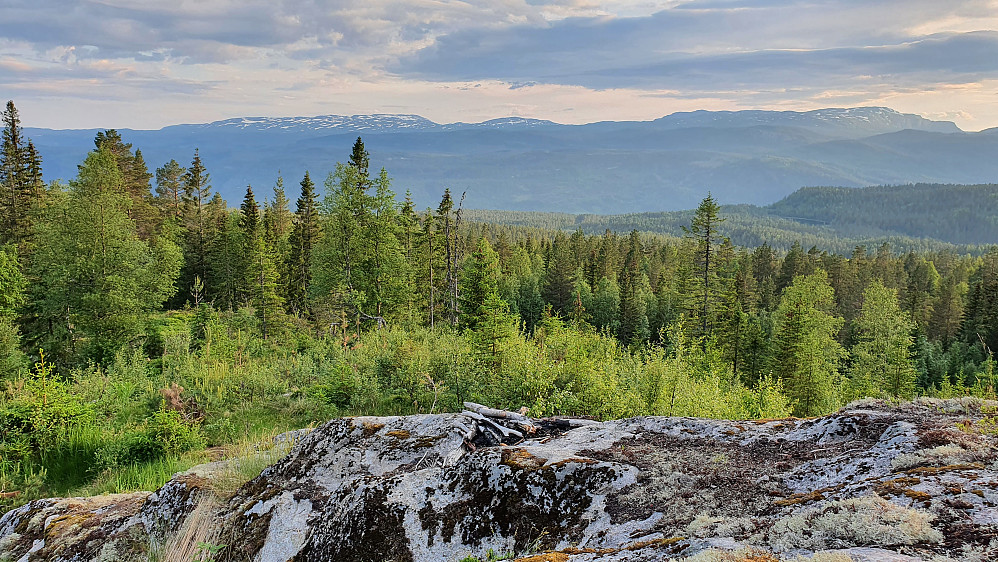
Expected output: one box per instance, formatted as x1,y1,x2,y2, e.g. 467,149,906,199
286,171,320,316
155,159,185,219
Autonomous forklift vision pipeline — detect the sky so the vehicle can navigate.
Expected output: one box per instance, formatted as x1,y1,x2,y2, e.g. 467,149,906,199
3,0,998,131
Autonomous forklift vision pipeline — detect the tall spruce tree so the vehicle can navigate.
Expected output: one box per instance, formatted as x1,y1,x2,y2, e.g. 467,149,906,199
286,171,320,316
459,237,503,330
436,189,458,325
246,229,284,339
349,136,370,186
207,194,240,309
313,162,408,328
94,130,159,239
1,101,32,247
686,193,725,344
179,149,212,303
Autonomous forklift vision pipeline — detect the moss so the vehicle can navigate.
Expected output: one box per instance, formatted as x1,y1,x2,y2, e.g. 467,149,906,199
386,429,411,439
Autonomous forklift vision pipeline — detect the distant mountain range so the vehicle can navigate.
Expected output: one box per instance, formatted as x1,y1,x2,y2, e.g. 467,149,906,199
24,107,998,213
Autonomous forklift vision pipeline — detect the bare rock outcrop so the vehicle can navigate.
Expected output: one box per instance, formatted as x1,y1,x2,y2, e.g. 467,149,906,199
2,398,997,561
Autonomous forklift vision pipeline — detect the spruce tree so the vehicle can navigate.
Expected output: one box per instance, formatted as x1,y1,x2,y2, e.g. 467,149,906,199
771,270,845,417
349,136,370,186
542,232,575,315
459,237,503,330
207,195,240,309
685,193,724,343
313,163,408,328
94,130,158,238
1,101,30,246
179,149,212,302
436,189,458,325
246,230,285,339
239,185,260,239
0,246,26,378
286,171,320,315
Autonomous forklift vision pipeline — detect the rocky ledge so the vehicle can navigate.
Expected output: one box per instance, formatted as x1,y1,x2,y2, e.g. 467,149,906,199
2,398,997,562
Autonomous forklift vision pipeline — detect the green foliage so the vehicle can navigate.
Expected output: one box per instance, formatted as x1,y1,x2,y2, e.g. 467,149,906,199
7,123,998,515
848,280,917,399
772,270,845,417
29,147,181,362
0,352,95,459
96,404,206,469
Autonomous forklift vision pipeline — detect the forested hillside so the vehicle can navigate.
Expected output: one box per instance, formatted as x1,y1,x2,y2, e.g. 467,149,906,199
1,101,997,510
466,182,998,252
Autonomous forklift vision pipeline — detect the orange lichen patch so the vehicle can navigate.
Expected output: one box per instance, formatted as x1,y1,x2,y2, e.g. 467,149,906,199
360,422,385,437
45,512,94,536
515,538,687,561
501,448,548,471
877,478,932,502
413,436,441,448
906,463,985,476
548,458,598,469
625,537,685,550
774,490,826,506
970,489,985,497
514,553,569,562
385,430,411,439
740,552,781,562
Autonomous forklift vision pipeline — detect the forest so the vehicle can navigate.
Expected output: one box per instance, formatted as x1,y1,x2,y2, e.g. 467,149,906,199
1,99,997,508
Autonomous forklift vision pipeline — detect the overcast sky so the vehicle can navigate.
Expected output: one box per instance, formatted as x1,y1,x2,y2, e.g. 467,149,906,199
3,0,998,130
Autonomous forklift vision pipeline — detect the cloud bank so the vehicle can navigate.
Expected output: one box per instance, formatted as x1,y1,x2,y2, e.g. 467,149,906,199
3,0,998,130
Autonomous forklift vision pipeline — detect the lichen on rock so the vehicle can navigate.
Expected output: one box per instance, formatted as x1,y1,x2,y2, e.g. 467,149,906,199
2,399,997,561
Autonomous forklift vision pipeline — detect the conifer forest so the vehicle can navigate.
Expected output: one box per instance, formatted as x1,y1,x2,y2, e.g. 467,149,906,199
1,100,996,508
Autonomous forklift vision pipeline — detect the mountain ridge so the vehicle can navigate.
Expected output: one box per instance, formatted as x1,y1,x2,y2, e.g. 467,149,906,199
25,106,994,214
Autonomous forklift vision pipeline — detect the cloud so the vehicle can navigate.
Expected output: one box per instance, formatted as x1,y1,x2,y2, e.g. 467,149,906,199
4,0,998,130
396,3,998,90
